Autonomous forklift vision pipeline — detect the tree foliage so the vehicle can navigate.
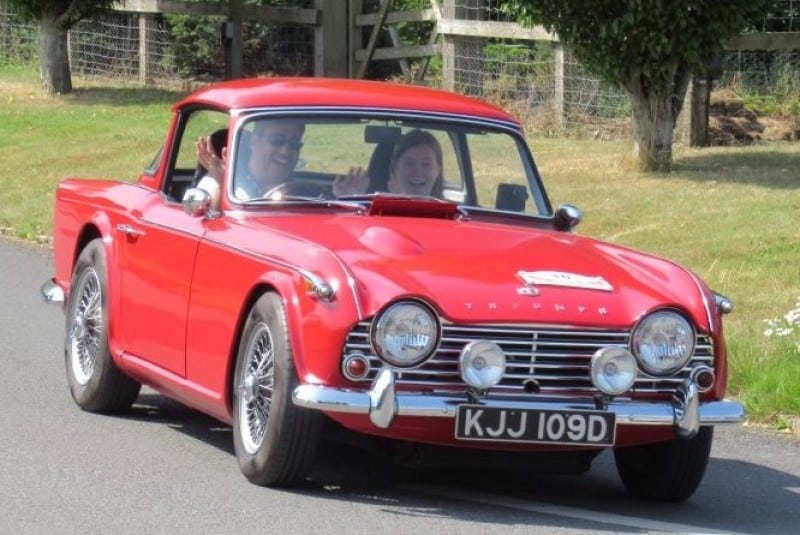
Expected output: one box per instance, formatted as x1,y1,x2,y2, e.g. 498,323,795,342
6,0,116,94
503,1,769,97
5,0,114,29
501,0,771,171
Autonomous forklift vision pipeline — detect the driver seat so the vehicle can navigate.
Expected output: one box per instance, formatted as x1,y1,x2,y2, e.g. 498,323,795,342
366,142,394,193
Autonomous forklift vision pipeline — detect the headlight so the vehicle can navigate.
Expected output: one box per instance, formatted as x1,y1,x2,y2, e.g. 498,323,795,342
631,310,695,375
371,301,439,367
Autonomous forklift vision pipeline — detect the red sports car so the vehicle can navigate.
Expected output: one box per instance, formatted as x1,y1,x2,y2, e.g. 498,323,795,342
41,77,744,501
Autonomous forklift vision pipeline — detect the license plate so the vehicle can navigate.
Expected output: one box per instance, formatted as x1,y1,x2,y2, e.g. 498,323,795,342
455,405,615,446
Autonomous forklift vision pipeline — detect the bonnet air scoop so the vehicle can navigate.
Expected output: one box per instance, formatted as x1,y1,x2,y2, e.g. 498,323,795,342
366,195,460,219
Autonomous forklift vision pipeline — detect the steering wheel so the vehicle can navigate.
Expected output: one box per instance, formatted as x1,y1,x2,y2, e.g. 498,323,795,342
261,181,293,199
262,180,333,200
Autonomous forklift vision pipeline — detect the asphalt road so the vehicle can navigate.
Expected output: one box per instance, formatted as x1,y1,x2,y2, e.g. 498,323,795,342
2,237,799,535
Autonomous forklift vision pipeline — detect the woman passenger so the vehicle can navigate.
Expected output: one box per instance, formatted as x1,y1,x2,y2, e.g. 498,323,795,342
333,129,444,198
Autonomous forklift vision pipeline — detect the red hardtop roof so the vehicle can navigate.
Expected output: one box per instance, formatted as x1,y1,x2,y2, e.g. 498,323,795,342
175,77,518,125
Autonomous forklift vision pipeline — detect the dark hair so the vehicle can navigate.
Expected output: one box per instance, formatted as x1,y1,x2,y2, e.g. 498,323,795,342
389,129,444,196
209,128,228,156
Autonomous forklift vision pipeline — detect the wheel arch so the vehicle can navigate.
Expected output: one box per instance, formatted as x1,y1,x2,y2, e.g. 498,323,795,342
72,224,103,267
224,282,280,414
219,251,359,419
70,216,124,365
223,268,345,416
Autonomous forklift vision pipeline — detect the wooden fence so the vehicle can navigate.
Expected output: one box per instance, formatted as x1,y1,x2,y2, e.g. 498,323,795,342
114,0,799,135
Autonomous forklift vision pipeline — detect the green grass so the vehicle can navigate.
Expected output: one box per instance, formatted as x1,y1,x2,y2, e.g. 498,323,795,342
0,65,183,239
536,137,800,423
2,66,799,424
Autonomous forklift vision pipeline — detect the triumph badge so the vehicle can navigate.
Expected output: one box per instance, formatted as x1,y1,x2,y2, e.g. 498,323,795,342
517,270,613,292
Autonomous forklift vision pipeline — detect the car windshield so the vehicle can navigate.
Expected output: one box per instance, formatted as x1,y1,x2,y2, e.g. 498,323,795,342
228,114,551,216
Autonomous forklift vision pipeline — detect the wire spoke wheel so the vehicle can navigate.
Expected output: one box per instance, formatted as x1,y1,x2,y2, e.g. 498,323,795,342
238,322,276,454
232,292,322,487
64,239,141,413
68,268,103,385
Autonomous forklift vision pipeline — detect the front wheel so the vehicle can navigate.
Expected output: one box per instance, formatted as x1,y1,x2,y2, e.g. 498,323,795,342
65,238,141,413
613,426,713,502
232,292,322,486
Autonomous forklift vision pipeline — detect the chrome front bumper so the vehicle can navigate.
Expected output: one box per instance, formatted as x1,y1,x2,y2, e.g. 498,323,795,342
293,368,746,439
40,278,65,306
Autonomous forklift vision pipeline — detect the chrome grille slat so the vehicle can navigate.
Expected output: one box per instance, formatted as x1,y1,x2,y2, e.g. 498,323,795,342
343,322,714,395
505,364,588,371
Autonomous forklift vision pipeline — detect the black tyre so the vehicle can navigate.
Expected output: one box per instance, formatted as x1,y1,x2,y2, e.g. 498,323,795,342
65,239,141,413
613,426,713,502
232,292,322,486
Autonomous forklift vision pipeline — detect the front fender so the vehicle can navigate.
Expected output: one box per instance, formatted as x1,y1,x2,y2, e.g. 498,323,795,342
260,267,362,388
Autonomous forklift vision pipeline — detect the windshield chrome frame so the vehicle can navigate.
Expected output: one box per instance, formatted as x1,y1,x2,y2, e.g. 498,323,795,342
224,107,553,217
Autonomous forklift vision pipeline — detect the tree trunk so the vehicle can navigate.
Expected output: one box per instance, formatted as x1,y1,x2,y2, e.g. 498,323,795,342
689,76,711,147
40,15,72,95
629,92,675,172
625,64,691,173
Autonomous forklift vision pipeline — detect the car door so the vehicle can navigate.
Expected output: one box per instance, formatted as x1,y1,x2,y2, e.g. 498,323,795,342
117,195,205,377
117,108,228,377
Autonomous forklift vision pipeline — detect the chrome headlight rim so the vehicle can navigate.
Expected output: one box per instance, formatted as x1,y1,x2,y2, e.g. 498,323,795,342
631,309,696,376
369,299,441,368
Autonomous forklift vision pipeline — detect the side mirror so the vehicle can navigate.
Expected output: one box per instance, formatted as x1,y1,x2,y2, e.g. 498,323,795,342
182,187,213,217
554,203,582,231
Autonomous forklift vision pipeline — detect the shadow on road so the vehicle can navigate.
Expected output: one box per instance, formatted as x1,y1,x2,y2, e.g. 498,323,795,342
119,390,799,534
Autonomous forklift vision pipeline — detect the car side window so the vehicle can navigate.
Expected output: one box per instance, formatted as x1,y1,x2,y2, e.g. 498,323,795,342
431,130,463,202
165,110,228,202
469,131,533,212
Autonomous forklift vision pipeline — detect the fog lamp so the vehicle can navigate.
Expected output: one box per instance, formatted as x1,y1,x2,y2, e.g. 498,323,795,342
459,341,506,389
591,347,637,396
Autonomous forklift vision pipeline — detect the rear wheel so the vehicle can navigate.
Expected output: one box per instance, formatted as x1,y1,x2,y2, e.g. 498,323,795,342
613,426,713,502
232,292,322,486
65,239,141,413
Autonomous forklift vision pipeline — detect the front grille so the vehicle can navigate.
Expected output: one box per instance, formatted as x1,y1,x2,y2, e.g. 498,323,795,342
343,321,714,396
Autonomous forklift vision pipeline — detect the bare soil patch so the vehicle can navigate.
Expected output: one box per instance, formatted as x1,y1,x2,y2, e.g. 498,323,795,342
709,89,800,145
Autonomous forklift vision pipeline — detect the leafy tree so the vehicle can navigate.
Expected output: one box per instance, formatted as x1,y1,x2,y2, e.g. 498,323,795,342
501,0,770,171
5,0,115,94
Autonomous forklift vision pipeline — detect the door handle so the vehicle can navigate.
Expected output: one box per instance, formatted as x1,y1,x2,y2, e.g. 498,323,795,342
116,224,146,237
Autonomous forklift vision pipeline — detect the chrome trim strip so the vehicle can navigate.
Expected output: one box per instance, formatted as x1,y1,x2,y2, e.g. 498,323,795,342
690,271,716,333
231,107,520,132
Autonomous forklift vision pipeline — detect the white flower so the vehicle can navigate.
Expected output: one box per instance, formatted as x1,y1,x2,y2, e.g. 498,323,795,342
763,299,800,344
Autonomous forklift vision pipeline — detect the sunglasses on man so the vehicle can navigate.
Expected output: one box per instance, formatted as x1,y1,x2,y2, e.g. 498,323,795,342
261,133,304,152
